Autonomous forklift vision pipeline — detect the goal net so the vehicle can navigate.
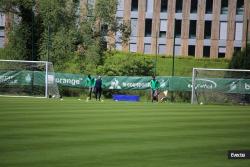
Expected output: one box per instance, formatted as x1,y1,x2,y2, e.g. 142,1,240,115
191,68,250,105
0,60,60,98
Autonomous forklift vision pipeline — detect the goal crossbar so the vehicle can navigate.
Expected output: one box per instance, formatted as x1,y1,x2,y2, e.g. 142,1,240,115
193,68,250,72
0,59,48,64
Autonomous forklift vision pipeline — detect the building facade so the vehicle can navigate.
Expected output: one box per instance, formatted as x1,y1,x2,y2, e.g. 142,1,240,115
1,1,250,59
115,0,250,59
0,12,5,48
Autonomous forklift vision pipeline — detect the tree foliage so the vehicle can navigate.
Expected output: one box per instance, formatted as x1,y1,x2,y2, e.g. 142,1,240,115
229,45,250,70
0,0,131,74
37,0,79,71
0,0,39,60
0,0,33,14
96,52,155,76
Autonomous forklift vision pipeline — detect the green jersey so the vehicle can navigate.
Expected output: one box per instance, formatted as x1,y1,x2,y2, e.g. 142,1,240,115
150,79,159,90
86,77,95,87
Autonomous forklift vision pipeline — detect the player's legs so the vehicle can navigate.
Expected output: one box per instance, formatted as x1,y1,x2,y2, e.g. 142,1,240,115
151,90,155,102
98,88,102,101
88,87,92,100
155,90,158,102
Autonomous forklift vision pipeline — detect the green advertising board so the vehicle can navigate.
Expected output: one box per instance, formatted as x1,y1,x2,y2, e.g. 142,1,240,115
1,71,250,94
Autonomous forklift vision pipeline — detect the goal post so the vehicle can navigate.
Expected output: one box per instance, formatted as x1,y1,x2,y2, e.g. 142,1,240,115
0,59,60,98
191,68,250,105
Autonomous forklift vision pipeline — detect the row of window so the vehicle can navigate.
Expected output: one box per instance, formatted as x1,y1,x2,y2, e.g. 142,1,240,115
129,18,243,41
122,0,244,15
115,43,241,58
0,13,6,48
189,46,241,58
127,43,166,54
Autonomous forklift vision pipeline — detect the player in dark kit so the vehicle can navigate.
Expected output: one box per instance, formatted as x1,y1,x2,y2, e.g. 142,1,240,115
95,76,102,101
86,74,95,101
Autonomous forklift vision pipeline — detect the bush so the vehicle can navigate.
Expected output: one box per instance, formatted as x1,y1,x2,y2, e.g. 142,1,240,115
229,45,250,70
0,48,20,60
96,52,155,76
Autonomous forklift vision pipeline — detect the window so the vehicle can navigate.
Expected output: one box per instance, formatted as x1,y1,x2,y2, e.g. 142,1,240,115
204,21,212,39
144,44,151,54
0,38,4,48
203,46,210,58
131,0,138,11
176,0,183,13
235,22,243,41
116,42,122,50
220,22,228,40
116,17,123,24
190,0,198,13
159,19,167,37
87,0,95,7
234,47,241,52
158,44,166,54
174,45,181,55
130,19,138,37
0,28,4,38
117,0,124,11
175,20,182,38
161,0,168,12
159,31,167,38
189,20,197,38
101,24,108,36
205,0,213,14
188,45,195,56
221,0,228,14
218,47,226,58
116,18,123,39
0,26,4,36
130,43,137,52
236,0,244,15
146,0,154,13
0,13,5,27
145,19,152,37
87,0,95,16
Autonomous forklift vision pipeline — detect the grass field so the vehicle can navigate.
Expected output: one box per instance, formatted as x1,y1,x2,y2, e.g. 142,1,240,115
0,97,250,167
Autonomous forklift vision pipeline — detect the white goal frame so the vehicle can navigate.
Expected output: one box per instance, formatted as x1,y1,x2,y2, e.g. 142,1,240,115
191,68,250,104
0,59,56,98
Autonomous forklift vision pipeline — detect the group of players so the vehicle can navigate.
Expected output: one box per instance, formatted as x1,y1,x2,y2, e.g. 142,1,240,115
86,75,103,101
86,75,160,102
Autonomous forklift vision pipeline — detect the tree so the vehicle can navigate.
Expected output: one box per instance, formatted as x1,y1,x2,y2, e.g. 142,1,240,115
0,0,130,74
72,0,130,74
38,0,79,72
94,0,130,48
0,0,39,60
96,53,154,76
229,45,250,70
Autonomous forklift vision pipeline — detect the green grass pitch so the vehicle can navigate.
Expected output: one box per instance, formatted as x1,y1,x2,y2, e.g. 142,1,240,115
0,97,250,167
